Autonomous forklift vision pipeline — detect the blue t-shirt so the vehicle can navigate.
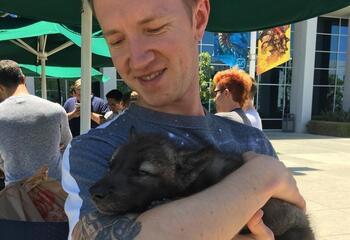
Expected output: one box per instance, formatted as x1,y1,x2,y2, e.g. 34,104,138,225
63,96,109,137
62,104,276,233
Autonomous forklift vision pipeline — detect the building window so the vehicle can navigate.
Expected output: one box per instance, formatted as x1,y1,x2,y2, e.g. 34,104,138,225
313,17,348,115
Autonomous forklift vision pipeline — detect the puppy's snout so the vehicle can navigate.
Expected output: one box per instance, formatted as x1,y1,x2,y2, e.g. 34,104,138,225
89,184,111,200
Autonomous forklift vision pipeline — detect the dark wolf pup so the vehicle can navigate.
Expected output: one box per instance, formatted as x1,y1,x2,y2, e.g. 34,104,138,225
90,131,315,240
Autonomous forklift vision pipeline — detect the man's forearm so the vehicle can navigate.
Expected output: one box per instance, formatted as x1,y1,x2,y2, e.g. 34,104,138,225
74,161,275,240
135,161,274,240
67,112,76,120
91,112,104,125
73,213,141,240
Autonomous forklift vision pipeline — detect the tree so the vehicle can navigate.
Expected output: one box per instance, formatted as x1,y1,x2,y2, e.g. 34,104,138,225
199,52,214,111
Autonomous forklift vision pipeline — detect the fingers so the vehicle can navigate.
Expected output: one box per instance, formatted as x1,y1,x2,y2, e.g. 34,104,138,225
246,210,274,240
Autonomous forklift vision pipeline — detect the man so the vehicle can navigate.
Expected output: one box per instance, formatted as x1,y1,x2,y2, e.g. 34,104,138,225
213,68,252,126
244,79,263,130
63,79,109,137
104,89,124,121
0,60,72,185
62,0,305,239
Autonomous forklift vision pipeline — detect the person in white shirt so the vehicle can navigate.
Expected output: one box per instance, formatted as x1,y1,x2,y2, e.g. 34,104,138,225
244,80,263,130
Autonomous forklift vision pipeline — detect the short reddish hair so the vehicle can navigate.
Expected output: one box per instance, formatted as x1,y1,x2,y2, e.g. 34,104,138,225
213,68,253,107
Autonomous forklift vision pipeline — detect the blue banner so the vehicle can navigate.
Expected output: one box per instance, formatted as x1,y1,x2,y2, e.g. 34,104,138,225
213,32,249,69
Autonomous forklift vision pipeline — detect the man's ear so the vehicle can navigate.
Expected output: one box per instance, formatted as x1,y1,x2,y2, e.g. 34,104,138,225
19,74,26,84
193,0,210,41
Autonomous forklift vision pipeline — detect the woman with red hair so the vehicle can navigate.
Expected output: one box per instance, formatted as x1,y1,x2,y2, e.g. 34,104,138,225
212,67,253,125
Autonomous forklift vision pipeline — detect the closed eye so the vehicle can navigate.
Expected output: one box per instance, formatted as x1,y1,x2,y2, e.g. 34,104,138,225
146,24,167,34
109,37,124,47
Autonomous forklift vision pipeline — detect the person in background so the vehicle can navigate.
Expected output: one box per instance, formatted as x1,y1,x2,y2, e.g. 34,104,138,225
244,79,263,130
63,79,109,137
213,68,252,126
121,90,139,109
104,89,124,121
0,60,72,185
62,0,305,239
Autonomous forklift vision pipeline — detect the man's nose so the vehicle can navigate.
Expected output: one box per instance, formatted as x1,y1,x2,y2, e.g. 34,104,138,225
128,38,155,70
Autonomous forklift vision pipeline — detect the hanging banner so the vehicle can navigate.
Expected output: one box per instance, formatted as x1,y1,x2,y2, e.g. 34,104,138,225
213,32,249,69
256,25,291,75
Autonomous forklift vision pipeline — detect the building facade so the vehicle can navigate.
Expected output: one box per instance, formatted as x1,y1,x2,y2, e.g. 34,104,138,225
194,10,350,131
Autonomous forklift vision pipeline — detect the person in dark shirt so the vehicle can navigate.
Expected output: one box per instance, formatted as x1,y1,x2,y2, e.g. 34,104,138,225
63,79,109,137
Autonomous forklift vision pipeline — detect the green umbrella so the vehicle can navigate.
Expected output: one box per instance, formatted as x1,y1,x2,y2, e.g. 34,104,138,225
20,64,110,82
0,18,112,98
0,0,349,31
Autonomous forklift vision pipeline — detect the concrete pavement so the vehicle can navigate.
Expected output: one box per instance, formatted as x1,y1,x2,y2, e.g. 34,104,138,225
265,131,350,240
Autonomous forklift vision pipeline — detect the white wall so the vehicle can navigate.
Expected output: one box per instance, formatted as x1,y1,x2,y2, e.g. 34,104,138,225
100,67,117,100
290,18,318,132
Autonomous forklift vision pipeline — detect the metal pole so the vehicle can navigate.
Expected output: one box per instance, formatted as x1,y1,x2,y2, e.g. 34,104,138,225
80,0,92,134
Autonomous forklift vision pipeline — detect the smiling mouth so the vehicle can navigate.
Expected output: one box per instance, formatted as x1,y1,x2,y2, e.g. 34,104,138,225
136,69,165,82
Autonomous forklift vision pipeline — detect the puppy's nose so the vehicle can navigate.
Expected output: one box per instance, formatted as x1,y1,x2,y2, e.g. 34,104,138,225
89,185,110,200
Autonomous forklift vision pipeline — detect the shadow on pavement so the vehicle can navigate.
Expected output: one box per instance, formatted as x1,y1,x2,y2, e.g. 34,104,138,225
288,166,320,176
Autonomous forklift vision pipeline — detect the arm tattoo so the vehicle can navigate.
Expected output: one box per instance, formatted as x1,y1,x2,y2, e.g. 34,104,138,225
73,211,142,240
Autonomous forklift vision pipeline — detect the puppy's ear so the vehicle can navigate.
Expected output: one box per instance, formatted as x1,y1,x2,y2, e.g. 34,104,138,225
176,147,213,189
129,126,137,141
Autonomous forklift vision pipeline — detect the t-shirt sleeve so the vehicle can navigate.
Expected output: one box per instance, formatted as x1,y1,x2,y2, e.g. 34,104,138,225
59,107,73,147
101,101,109,115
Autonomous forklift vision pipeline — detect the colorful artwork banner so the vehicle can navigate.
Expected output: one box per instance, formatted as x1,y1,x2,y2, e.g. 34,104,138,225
213,32,249,69
256,25,291,75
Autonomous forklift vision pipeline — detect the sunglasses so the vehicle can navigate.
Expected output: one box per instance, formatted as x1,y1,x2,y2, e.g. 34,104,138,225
211,88,226,98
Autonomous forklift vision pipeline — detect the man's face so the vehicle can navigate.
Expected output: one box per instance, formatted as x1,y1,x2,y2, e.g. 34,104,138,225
94,0,208,112
107,98,123,113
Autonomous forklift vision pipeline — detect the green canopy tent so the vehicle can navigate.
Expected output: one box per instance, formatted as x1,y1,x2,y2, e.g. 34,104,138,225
0,0,349,32
0,18,112,99
19,64,110,103
20,64,109,82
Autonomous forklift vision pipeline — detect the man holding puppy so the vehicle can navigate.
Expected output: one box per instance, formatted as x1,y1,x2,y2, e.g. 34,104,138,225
62,0,305,239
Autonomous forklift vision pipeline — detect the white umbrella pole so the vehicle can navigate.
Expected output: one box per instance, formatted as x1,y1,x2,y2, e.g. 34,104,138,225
39,35,48,99
80,0,92,135
40,57,47,99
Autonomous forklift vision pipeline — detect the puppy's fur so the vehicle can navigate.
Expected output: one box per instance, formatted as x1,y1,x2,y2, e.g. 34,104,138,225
90,131,315,240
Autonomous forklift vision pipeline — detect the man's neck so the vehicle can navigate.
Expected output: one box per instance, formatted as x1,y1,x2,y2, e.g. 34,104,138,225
10,84,30,97
138,97,205,116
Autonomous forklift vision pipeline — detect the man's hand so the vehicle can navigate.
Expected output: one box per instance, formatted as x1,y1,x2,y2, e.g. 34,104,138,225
243,152,306,211
233,210,274,240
